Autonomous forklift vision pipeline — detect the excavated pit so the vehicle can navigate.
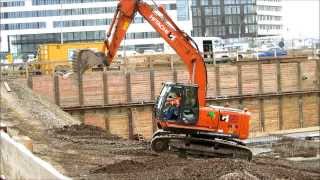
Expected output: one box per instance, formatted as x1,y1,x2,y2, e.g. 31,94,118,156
1,80,319,180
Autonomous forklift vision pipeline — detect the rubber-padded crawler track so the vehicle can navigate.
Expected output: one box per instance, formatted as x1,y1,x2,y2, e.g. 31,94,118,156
151,133,252,160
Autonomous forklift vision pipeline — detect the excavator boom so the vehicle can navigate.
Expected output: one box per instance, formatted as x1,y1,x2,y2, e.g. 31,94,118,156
72,0,207,106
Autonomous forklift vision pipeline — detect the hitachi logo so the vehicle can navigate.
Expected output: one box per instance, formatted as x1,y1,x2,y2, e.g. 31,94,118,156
149,14,176,40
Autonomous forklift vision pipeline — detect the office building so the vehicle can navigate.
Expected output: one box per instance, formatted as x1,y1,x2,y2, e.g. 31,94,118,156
191,0,283,39
0,0,192,59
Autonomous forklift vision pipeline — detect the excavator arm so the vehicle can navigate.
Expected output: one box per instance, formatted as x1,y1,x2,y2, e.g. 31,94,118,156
73,0,207,106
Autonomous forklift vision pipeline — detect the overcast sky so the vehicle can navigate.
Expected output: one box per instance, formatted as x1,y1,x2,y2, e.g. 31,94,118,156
282,0,319,39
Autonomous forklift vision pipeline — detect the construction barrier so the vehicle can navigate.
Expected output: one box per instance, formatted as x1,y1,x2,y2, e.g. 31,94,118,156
0,132,70,180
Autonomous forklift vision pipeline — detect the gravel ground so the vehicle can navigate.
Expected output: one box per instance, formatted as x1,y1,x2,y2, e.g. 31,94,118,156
1,80,320,180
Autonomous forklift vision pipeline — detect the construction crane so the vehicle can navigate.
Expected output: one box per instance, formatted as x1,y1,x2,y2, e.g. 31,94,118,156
72,0,252,160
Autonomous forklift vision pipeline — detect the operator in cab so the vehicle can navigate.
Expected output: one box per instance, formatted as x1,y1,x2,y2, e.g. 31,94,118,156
163,91,181,120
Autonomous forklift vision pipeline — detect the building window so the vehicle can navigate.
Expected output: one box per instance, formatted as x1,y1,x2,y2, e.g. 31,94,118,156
31,0,114,5
224,6,240,14
0,1,24,7
224,0,237,5
201,0,209,6
1,7,117,19
192,8,201,16
192,17,202,26
1,22,46,30
244,15,256,23
193,27,202,37
177,0,190,21
191,0,197,6
244,5,255,14
212,0,220,5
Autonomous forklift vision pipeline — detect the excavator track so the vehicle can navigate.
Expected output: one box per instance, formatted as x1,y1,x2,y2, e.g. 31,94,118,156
151,133,253,160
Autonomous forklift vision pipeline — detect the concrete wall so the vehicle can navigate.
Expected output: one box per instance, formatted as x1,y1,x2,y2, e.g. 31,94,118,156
0,132,70,180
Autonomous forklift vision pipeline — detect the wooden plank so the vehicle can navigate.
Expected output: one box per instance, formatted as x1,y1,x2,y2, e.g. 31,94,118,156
301,94,319,127
107,71,127,104
154,70,174,96
215,65,221,96
173,69,177,83
300,61,317,90
108,108,129,138
281,63,298,92
297,62,302,91
150,70,155,100
242,99,260,133
237,64,242,95
130,71,151,102
206,66,216,97
276,61,281,93
104,110,109,131
278,97,283,130
241,64,259,95
297,63,303,128
53,75,60,106
152,109,157,133
126,72,132,103
263,98,279,132
219,65,238,96
132,107,154,139
78,75,84,106
83,72,104,106
298,96,304,128
282,96,300,130
259,99,265,132
128,108,134,140
262,63,277,93
103,72,109,105
258,62,263,94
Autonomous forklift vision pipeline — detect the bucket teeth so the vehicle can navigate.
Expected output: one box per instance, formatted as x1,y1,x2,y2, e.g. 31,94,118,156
71,49,109,84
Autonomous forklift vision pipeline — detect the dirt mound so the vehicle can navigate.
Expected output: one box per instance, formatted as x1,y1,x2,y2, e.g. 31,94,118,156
1,80,79,129
219,171,259,180
50,124,120,140
271,138,319,158
90,160,146,174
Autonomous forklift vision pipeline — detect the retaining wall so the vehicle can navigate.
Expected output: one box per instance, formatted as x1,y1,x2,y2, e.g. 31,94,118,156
30,58,320,139
0,132,69,180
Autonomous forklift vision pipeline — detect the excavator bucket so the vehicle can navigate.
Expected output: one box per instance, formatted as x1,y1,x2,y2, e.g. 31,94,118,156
72,49,109,83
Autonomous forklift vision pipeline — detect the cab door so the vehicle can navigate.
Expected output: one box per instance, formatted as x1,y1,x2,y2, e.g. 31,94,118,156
179,86,199,125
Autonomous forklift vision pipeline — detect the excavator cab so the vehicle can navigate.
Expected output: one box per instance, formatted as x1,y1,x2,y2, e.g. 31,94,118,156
155,82,199,125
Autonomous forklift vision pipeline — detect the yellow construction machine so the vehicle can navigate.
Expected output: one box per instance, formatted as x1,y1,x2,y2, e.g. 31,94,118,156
32,42,104,74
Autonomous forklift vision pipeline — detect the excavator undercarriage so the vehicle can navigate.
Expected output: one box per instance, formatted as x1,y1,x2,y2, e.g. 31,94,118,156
151,130,253,160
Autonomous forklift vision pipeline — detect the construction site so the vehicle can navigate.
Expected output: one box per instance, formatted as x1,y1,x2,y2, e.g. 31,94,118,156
1,52,320,179
0,0,320,179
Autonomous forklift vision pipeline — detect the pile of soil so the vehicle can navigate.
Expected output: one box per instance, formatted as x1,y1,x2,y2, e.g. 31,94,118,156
271,137,319,158
1,80,79,129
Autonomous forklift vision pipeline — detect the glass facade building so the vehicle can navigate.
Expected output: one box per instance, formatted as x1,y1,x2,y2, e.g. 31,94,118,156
0,0,192,59
191,0,283,38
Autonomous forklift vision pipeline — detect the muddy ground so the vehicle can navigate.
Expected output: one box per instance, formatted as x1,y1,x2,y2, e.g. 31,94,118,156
1,81,320,180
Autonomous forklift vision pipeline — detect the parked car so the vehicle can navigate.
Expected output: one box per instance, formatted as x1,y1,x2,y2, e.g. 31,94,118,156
257,48,287,58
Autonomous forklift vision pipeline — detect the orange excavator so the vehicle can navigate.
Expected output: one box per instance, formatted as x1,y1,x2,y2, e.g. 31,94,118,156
73,0,252,160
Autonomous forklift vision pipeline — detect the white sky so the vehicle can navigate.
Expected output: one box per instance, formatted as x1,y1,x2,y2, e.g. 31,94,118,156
282,0,320,39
